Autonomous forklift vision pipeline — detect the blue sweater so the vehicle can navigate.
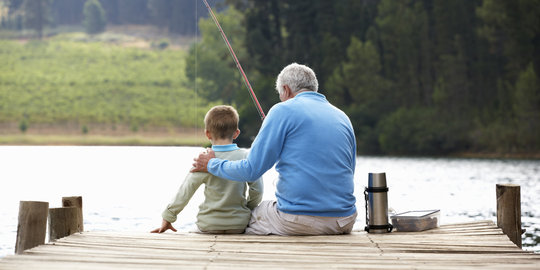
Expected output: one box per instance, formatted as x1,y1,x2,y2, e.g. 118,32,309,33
208,92,357,217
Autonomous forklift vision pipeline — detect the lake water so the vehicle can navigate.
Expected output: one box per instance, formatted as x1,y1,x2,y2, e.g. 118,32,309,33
0,146,538,257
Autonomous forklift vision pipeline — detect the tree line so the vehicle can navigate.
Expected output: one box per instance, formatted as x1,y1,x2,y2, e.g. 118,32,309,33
194,0,540,156
1,0,216,36
1,0,539,156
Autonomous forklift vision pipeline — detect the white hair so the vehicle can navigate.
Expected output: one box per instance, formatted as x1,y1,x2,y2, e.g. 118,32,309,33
275,63,319,95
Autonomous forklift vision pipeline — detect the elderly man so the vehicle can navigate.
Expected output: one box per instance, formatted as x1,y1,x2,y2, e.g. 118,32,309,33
192,63,357,235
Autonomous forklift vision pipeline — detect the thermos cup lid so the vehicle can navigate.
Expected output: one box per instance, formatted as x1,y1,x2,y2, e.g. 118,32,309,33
368,172,387,188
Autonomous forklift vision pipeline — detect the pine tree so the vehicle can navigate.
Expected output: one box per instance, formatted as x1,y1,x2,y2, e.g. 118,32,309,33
117,0,149,24
477,0,540,80
327,37,392,154
23,0,50,39
375,0,432,107
83,0,106,35
147,0,170,29
513,63,540,149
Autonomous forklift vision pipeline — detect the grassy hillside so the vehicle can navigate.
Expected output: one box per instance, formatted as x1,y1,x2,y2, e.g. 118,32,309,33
0,33,215,143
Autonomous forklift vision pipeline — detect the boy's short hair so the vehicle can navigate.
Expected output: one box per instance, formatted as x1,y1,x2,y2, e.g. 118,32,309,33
204,105,239,140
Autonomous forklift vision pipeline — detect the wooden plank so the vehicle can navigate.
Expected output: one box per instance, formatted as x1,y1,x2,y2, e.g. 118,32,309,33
496,184,523,248
1,221,539,270
14,201,49,254
3,251,537,266
48,207,80,242
61,196,84,232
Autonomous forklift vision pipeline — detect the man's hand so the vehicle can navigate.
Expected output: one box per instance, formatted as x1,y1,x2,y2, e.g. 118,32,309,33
150,219,177,233
190,148,216,173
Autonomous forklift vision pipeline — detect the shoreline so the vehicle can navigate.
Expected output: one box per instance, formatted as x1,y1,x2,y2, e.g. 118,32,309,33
1,134,539,160
0,123,209,147
1,124,538,160
0,134,205,147
450,151,540,160
0,134,209,147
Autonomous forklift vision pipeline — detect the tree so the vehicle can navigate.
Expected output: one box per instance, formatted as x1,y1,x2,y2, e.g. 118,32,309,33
147,0,207,35
185,4,262,144
374,0,433,107
23,0,50,39
7,0,24,15
186,6,246,105
431,0,482,116
83,0,106,35
432,35,470,115
473,0,540,152
50,0,85,25
99,0,120,24
513,63,540,149
477,0,540,80
327,38,391,111
377,107,458,155
326,38,392,154
476,0,540,117
117,0,149,25
147,0,170,29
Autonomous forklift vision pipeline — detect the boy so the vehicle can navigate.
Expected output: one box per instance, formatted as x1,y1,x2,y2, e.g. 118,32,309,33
151,105,263,234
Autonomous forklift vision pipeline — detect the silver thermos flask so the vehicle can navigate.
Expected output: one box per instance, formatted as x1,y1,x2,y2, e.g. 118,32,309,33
364,172,393,233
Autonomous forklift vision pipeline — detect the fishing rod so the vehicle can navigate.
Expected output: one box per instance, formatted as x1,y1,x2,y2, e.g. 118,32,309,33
201,0,266,121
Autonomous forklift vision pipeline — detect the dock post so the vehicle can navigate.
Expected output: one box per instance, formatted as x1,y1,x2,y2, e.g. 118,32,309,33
496,184,522,248
15,201,49,254
48,207,80,242
62,196,84,231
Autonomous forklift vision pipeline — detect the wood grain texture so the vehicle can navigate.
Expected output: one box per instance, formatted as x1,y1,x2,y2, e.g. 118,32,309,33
14,201,49,255
496,184,522,248
48,207,80,242
2,221,539,269
62,196,84,232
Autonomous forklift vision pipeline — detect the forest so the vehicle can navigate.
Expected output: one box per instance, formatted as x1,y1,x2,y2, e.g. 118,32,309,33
1,0,539,157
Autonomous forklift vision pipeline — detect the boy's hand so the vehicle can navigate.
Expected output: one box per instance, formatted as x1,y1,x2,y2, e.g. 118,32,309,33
151,219,177,233
191,148,215,173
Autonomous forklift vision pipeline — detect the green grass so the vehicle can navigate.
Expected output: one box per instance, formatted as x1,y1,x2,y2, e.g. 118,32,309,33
0,34,215,132
0,134,209,146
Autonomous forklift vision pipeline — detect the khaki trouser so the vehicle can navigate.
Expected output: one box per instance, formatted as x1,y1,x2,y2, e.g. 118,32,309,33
245,200,357,236
196,228,245,234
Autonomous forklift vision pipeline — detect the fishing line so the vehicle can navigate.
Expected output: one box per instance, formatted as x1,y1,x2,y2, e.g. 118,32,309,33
201,0,266,121
195,0,201,144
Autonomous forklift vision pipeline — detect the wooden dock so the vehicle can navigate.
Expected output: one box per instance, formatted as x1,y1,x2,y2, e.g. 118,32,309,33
0,220,539,269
